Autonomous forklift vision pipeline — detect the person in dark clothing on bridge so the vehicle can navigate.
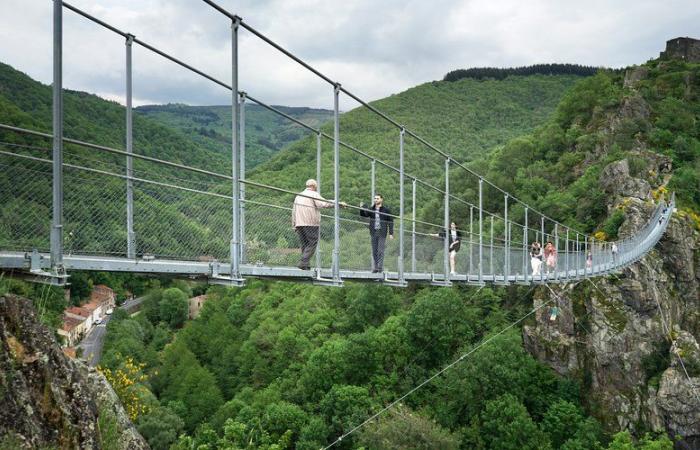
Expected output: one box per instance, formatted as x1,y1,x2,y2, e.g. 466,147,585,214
360,194,394,273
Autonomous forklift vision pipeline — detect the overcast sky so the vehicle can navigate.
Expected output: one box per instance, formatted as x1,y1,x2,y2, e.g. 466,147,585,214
1,0,698,110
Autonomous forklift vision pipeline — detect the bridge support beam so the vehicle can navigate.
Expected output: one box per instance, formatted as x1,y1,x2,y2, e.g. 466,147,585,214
315,132,322,271
523,207,528,284
490,215,494,277
411,178,416,273
370,159,375,204
565,228,569,278
441,158,451,285
503,194,509,284
469,206,473,278
554,224,559,280
584,235,588,278
228,16,244,285
50,0,65,284
398,128,405,285
125,33,135,259
332,83,341,284
541,216,545,282
478,179,484,284
239,91,247,264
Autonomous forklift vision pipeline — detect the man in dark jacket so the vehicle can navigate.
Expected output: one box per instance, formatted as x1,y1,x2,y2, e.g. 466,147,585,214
360,194,394,272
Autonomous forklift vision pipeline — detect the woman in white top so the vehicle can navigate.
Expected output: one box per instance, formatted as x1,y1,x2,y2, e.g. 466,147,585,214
430,222,462,275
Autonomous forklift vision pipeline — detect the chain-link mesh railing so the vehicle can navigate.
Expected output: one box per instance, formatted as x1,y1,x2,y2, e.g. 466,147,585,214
0,151,52,252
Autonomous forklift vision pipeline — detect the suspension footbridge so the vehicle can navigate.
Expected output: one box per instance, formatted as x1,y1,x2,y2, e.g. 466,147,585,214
0,0,674,287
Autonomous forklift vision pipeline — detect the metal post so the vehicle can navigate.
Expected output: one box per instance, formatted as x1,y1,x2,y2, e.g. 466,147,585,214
576,233,580,277
398,128,405,283
503,194,509,282
371,159,376,202
332,83,341,281
478,179,483,284
469,206,473,277
584,235,589,277
540,216,545,282
489,215,494,277
229,17,242,282
51,0,64,272
315,132,322,270
125,34,135,259
565,228,569,278
239,91,246,263
554,223,559,280
411,178,416,273
524,207,528,283
444,158,450,281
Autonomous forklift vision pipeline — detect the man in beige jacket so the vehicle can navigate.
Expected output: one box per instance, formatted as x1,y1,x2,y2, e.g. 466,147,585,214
292,179,344,270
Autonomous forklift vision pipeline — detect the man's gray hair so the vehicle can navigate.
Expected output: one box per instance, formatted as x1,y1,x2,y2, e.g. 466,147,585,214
305,179,318,188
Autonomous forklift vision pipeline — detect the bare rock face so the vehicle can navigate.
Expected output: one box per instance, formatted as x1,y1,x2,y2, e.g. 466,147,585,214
0,294,149,449
524,105,700,445
600,159,651,200
624,66,650,89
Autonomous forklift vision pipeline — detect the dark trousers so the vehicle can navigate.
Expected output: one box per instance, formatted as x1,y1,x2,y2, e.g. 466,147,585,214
296,226,319,268
370,229,387,271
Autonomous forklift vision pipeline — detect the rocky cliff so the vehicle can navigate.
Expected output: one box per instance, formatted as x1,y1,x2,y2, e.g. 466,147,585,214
0,294,149,449
524,69,700,449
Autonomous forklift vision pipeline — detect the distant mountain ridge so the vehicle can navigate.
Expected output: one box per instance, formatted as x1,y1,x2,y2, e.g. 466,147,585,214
136,103,334,170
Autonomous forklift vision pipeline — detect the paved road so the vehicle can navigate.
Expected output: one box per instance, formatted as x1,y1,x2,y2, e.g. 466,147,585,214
77,317,109,367
76,296,144,367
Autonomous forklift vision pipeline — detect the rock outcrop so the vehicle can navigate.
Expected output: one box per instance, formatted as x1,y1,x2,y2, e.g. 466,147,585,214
524,84,700,448
0,294,149,449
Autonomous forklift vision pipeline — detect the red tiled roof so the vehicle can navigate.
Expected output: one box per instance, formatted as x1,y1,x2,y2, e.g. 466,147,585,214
66,306,91,318
61,315,85,331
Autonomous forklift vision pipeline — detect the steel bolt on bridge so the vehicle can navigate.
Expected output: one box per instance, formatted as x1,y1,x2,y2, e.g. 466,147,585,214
0,0,674,287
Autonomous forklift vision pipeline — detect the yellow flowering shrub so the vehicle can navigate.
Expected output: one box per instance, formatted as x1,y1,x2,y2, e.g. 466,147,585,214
651,185,668,201
98,355,150,421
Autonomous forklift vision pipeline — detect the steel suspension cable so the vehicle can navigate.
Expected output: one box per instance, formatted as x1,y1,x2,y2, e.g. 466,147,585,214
323,285,549,449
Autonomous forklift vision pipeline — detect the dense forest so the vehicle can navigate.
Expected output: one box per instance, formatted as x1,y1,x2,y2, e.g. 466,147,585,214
443,64,602,82
95,280,673,450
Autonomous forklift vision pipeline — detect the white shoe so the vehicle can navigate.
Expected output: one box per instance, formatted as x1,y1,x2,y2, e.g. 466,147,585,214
450,271,456,275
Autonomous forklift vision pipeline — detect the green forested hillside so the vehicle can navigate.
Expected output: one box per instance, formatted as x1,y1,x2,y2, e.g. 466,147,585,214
0,61,586,259
136,103,333,170
0,63,228,171
465,59,700,236
248,74,586,207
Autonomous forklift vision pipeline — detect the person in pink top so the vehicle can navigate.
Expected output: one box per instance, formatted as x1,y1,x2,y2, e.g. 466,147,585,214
544,241,557,273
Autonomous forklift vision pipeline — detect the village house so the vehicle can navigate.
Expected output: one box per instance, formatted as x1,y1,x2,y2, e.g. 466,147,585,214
57,284,116,347
57,315,87,347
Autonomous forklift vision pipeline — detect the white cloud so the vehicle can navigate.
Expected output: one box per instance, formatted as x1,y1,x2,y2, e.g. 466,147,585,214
1,0,698,111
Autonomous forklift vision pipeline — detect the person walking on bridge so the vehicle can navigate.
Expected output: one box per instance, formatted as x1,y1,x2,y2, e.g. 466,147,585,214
292,179,344,270
360,194,394,273
430,222,462,275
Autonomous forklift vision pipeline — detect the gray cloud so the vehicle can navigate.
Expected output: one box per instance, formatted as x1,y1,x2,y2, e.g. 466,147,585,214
1,0,698,111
